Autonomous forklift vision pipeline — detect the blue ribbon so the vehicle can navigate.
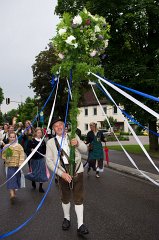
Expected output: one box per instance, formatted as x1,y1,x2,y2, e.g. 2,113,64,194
121,110,159,137
0,76,71,239
96,83,159,137
51,75,55,87
96,74,159,103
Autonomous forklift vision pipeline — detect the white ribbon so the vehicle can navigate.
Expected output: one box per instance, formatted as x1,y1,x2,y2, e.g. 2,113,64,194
98,80,159,174
90,72,159,119
67,78,72,100
90,83,159,186
0,76,60,187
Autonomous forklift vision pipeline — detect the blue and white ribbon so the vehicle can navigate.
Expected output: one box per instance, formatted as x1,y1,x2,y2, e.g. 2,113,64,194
90,82,159,186
0,76,60,188
90,72,159,119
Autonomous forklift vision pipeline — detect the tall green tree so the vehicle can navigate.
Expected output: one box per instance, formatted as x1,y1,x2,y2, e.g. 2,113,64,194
30,44,70,121
16,97,37,126
55,0,159,151
55,0,85,15
3,109,18,125
0,87,4,105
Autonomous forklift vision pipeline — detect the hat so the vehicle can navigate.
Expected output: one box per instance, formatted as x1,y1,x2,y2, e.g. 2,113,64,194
51,116,64,126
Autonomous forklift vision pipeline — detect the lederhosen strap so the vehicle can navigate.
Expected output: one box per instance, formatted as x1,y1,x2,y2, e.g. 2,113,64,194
54,137,81,176
54,137,69,173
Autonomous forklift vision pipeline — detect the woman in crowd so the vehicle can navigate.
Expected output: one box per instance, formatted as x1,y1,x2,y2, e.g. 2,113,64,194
25,127,49,193
15,122,24,145
2,132,25,203
22,120,34,169
86,122,106,178
1,123,9,145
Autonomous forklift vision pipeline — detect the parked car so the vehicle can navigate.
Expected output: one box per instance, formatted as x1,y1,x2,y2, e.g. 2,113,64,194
99,129,113,136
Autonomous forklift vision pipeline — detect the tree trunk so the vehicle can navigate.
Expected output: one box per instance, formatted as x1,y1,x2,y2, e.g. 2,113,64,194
148,119,158,152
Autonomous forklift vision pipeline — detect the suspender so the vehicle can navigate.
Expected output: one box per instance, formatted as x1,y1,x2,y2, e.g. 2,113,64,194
54,137,68,173
54,137,81,176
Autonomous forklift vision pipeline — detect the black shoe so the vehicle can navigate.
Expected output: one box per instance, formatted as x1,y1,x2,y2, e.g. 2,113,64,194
39,188,45,193
39,183,45,193
62,218,70,230
32,181,36,189
77,224,89,236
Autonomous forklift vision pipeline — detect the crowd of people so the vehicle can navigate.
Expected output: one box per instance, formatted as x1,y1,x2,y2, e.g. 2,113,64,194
0,118,107,236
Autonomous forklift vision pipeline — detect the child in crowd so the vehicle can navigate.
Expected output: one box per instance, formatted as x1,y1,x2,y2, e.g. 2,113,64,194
2,132,25,204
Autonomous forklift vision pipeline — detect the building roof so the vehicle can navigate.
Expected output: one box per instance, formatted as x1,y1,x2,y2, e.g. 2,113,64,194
79,90,110,107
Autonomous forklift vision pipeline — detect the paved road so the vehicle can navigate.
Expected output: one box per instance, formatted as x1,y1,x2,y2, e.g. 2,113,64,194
109,150,159,175
0,159,159,240
106,136,149,146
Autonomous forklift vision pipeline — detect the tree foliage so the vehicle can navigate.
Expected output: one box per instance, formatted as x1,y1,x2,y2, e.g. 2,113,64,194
30,44,71,120
3,109,18,125
16,97,37,125
0,87,4,105
55,0,159,151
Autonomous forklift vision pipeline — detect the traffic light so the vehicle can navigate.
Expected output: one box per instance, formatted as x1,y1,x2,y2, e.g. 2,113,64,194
6,98,10,105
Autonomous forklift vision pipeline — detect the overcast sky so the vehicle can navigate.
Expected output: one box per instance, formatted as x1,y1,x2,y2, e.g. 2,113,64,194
0,0,59,113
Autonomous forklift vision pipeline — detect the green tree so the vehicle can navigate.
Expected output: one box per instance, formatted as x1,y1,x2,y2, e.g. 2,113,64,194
55,0,85,16
0,111,3,125
0,87,4,105
30,44,70,121
16,97,37,126
4,109,18,125
89,0,159,151
103,116,117,130
55,0,159,151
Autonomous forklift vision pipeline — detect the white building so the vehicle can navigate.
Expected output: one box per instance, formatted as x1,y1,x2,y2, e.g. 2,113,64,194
77,91,129,135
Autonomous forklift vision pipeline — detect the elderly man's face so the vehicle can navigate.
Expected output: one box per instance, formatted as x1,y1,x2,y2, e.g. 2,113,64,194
53,121,64,136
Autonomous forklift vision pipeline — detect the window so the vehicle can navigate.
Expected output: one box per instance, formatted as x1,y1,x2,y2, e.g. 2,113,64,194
85,108,88,116
93,107,97,115
113,106,117,114
85,124,88,131
103,107,107,114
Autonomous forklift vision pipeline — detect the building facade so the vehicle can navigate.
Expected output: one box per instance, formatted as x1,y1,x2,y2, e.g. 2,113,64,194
77,91,129,135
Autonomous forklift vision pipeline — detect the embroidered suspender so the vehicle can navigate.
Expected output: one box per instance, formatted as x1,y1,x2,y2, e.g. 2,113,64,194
54,137,81,176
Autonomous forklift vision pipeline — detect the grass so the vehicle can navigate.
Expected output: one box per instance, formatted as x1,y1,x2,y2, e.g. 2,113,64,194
107,144,159,158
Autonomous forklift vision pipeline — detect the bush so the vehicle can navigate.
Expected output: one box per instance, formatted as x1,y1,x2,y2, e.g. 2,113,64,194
120,131,129,136
81,134,87,141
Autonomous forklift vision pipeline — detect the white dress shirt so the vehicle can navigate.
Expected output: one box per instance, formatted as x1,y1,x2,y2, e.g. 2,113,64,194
56,135,70,164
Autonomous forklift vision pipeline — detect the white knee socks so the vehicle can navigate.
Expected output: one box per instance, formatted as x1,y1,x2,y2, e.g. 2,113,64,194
75,204,84,229
62,202,70,221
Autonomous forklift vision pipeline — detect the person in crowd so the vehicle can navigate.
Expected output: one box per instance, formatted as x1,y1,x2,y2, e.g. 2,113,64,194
46,116,89,236
15,122,24,145
8,125,15,134
1,123,9,145
2,132,25,204
86,122,106,178
22,120,34,169
25,127,49,193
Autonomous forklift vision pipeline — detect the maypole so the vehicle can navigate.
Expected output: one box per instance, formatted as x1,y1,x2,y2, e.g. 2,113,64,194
51,8,110,176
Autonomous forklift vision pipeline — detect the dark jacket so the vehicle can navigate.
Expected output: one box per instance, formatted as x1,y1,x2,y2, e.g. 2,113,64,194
27,138,46,159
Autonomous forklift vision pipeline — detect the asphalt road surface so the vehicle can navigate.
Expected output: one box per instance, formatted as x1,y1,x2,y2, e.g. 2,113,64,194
0,160,159,240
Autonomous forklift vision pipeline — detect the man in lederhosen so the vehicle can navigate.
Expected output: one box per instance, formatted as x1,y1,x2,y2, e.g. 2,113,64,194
46,116,89,236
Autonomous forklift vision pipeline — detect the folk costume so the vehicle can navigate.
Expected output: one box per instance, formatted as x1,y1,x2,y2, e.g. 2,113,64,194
46,116,89,236
25,138,48,192
2,142,25,203
86,130,106,177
